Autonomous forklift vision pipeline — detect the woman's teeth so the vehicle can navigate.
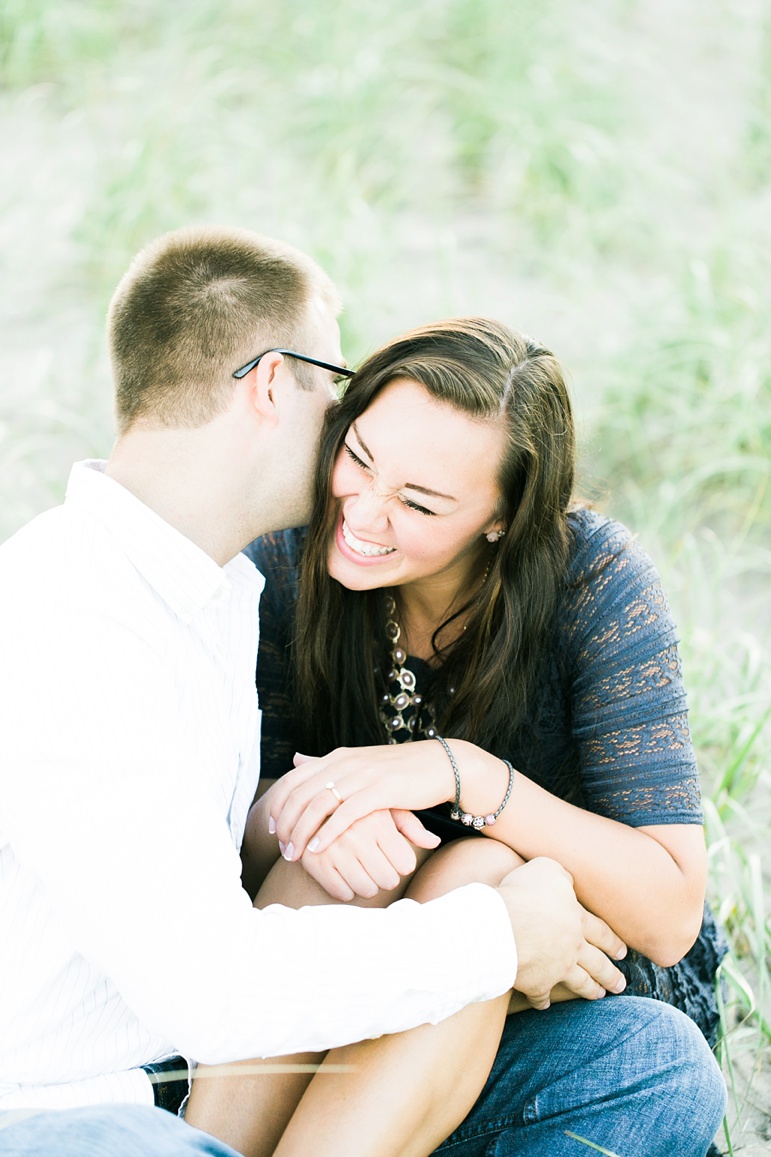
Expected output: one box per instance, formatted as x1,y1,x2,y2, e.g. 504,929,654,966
342,520,396,557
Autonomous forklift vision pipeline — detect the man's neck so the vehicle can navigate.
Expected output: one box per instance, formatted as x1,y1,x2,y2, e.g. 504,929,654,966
105,424,253,567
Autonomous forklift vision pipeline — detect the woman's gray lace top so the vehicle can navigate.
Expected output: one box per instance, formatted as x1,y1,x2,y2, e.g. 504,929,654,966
244,508,727,1044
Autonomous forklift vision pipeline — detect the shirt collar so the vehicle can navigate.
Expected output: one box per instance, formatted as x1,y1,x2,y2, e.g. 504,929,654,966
65,461,263,622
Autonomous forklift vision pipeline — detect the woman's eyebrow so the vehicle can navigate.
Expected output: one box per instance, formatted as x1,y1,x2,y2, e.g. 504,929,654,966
351,422,458,502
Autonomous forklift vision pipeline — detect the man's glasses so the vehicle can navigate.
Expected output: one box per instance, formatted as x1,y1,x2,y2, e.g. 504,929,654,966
232,349,355,381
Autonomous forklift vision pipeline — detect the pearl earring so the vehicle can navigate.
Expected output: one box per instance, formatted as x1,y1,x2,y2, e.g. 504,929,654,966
485,530,505,543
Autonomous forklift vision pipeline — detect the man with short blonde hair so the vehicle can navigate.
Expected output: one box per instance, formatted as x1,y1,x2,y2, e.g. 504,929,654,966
109,226,340,431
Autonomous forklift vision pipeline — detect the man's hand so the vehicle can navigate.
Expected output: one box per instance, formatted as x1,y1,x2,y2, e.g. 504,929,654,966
497,857,627,1010
297,809,440,902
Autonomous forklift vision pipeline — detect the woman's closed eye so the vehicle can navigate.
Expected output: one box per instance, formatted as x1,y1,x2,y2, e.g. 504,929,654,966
399,496,436,516
342,443,437,517
343,442,371,471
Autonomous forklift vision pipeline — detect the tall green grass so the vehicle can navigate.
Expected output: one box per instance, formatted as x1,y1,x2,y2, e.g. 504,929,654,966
1,0,768,1149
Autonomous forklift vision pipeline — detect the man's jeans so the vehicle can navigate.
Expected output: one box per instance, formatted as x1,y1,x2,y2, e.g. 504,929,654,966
0,1106,240,1156
0,997,725,1157
434,997,725,1157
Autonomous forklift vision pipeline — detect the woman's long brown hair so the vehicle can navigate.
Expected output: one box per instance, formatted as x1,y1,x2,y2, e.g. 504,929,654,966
294,318,575,756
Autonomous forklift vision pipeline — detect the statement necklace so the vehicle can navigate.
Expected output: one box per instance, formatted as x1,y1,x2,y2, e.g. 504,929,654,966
380,596,438,742
378,551,495,744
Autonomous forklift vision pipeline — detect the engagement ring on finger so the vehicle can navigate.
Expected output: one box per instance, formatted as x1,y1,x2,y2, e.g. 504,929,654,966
325,781,343,804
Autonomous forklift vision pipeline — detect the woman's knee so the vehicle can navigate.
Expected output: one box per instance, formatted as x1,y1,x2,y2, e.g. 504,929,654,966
406,837,524,902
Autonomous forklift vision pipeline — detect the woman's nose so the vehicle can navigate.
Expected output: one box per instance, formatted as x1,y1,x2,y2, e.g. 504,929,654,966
345,483,391,533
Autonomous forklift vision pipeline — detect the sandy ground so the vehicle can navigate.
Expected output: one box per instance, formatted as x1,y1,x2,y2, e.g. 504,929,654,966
714,1034,770,1154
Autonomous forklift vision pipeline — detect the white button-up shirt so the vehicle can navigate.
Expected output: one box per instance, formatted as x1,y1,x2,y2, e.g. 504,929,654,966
0,462,517,1111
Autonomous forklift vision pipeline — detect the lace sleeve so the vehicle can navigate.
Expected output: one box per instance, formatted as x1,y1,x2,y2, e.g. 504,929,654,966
561,514,702,826
243,530,305,780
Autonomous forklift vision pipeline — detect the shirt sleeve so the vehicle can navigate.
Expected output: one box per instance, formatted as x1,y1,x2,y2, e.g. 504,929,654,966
1,600,517,1065
563,516,703,826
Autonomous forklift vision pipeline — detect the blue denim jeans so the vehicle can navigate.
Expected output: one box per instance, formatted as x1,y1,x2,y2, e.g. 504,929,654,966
0,996,725,1157
434,996,725,1157
0,1105,240,1156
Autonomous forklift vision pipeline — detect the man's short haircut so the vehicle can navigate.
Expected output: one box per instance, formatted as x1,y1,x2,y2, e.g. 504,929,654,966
107,225,339,432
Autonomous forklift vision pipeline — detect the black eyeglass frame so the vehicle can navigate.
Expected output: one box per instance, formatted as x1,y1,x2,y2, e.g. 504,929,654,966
232,348,354,381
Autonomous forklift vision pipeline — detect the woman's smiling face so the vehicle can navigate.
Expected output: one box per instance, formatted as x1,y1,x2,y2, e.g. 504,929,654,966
327,378,507,595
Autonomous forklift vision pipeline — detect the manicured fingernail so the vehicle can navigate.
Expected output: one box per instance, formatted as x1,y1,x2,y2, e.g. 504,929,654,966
268,816,276,835
308,837,320,852
283,841,295,861
615,946,627,960
278,840,286,855
613,977,626,993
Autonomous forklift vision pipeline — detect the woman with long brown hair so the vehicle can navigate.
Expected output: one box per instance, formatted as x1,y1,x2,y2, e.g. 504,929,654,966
186,318,726,1157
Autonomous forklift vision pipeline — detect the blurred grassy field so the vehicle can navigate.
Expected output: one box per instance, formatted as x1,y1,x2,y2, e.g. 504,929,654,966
1,0,769,1149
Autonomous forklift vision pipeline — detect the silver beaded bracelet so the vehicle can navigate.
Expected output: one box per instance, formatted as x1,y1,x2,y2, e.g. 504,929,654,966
433,735,516,830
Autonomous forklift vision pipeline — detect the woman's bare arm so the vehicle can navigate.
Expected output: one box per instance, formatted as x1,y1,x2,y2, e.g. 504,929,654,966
266,743,705,967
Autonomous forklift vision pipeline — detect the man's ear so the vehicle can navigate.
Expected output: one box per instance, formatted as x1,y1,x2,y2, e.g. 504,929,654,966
243,351,286,426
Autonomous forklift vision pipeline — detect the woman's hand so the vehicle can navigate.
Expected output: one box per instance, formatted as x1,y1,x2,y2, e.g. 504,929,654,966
269,743,458,861
294,809,440,902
